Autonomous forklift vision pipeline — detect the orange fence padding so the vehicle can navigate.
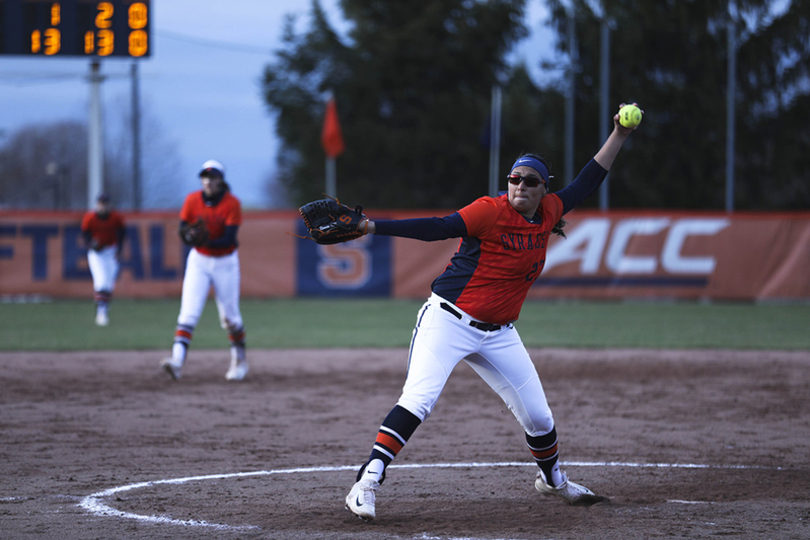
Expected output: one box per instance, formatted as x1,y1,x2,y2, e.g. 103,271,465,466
1,210,808,301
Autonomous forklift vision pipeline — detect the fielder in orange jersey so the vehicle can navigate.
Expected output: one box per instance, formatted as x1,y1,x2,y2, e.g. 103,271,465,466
160,160,248,381
343,104,643,521
81,193,125,326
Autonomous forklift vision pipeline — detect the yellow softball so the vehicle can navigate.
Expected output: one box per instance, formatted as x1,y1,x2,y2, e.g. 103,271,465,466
619,104,643,128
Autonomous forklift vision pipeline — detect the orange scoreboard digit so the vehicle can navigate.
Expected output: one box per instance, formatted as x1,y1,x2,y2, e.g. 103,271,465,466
0,0,151,57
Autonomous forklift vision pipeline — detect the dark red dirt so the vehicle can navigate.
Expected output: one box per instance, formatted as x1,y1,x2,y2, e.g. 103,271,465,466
1,348,808,539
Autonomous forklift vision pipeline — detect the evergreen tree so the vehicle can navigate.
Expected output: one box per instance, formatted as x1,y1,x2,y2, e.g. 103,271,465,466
262,0,530,208
546,0,810,209
263,0,809,209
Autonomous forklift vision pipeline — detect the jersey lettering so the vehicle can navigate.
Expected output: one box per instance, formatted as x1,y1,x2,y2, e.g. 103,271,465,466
500,232,548,251
435,193,564,325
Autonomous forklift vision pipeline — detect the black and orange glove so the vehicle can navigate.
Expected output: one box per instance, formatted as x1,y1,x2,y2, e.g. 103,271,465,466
299,197,367,244
180,218,209,247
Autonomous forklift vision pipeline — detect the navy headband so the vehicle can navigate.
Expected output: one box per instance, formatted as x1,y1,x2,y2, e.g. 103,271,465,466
511,156,550,184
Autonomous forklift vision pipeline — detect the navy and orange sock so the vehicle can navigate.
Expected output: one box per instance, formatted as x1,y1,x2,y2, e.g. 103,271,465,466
94,290,111,307
174,324,194,346
172,324,194,362
527,427,564,487
357,405,421,484
228,325,246,351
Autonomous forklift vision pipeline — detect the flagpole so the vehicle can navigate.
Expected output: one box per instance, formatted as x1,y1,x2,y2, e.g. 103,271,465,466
326,156,336,197
488,84,502,198
321,91,345,198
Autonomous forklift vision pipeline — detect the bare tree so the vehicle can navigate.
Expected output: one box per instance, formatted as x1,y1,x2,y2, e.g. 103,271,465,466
0,94,184,211
0,121,87,210
105,93,184,210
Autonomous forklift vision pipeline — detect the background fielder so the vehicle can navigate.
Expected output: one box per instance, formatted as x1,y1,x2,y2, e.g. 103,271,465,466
342,105,641,521
160,160,248,382
81,193,125,327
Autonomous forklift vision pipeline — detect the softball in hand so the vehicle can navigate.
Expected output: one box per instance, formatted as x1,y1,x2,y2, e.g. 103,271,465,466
619,104,643,128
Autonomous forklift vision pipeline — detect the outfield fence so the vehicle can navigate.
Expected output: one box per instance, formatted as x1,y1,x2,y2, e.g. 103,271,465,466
1,209,808,301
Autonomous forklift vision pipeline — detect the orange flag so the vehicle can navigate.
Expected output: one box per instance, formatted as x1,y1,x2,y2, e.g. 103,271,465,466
321,97,345,158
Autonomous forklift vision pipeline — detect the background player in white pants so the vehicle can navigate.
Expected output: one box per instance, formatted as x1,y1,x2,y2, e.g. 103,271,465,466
160,160,248,381
81,193,125,326
344,105,641,521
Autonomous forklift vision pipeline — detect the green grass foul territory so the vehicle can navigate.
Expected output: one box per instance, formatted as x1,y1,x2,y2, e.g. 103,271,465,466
0,298,808,351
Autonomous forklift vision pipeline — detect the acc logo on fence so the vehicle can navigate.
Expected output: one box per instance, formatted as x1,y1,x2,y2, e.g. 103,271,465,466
541,217,730,286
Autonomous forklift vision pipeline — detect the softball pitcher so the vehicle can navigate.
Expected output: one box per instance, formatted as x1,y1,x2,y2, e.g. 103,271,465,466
160,160,248,381
81,193,125,326
344,105,642,521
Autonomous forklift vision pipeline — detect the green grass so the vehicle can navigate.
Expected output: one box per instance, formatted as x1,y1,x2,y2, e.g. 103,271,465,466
0,298,808,351
514,301,810,349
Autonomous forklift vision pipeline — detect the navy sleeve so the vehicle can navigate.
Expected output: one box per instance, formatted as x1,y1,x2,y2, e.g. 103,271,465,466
554,159,609,214
374,213,467,241
116,226,125,249
206,225,239,249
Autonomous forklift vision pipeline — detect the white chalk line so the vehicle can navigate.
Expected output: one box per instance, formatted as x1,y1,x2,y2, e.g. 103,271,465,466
77,460,781,532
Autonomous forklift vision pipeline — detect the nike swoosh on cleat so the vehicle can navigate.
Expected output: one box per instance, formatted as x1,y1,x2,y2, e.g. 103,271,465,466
355,495,364,507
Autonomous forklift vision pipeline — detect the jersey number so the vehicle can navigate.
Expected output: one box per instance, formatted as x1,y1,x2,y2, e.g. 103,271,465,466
525,262,540,282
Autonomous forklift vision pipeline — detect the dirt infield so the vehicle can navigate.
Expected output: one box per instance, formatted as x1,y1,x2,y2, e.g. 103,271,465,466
1,348,808,540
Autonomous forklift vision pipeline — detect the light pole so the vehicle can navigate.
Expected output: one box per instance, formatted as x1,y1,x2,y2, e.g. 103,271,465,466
87,61,105,209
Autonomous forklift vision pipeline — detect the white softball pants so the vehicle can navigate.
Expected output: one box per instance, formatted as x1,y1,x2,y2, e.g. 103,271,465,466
177,249,242,331
396,293,555,437
87,246,119,292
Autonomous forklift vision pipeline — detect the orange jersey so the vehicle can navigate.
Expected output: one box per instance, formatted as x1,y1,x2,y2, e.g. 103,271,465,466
180,190,242,257
81,211,125,248
431,193,564,325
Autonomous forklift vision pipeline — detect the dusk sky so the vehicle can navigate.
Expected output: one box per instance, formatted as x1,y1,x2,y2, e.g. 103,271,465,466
1,1,556,209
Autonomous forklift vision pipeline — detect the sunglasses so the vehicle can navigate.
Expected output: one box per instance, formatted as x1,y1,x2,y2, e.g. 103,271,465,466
507,174,546,188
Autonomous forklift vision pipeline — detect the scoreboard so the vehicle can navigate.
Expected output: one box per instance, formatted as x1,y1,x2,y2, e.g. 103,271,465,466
0,0,151,57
